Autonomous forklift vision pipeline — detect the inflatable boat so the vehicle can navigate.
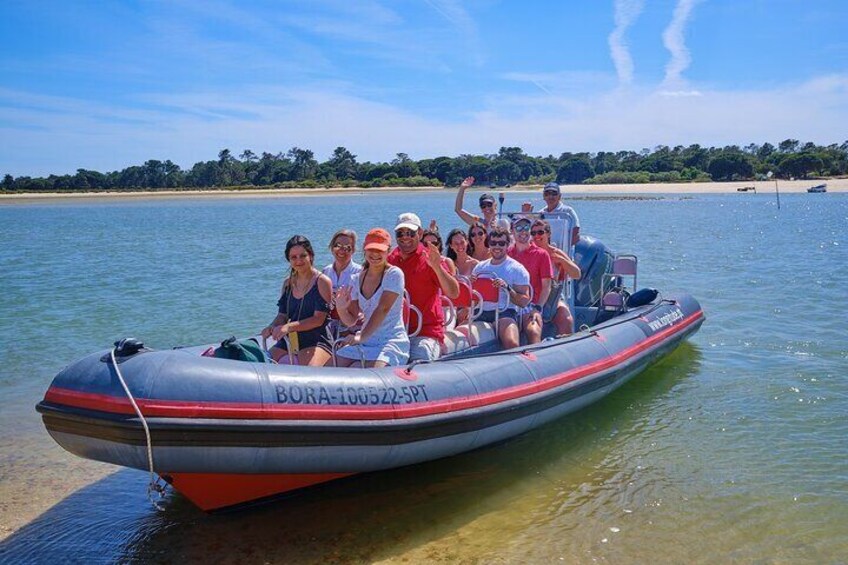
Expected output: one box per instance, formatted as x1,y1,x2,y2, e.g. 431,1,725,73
37,236,704,511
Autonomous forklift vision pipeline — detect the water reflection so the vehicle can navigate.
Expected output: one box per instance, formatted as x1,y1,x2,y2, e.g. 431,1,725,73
1,344,701,564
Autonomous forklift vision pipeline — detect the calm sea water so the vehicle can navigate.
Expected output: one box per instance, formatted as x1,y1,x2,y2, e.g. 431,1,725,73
1,191,846,563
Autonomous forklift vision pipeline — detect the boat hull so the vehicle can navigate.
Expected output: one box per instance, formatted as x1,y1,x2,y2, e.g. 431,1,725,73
38,293,704,510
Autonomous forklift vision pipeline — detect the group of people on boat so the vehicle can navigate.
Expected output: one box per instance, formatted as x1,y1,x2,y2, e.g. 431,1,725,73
260,179,582,368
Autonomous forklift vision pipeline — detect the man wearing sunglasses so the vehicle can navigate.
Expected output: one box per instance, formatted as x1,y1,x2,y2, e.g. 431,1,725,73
507,216,553,344
470,227,531,350
454,176,498,230
388,212,460,361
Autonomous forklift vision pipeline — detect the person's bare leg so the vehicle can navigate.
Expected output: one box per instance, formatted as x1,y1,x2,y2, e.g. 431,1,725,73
498,318,520,350
334,356,357,367
270,346,292,364
523,311,543,344
554,302,574,335
301,347,332,367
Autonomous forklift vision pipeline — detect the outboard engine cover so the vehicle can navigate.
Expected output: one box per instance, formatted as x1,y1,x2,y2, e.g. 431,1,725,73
573,236,615,307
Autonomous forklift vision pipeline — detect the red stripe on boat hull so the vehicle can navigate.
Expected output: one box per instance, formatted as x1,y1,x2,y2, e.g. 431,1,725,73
44,310,703,421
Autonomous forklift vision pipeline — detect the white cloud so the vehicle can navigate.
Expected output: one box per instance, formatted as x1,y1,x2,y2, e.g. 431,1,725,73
608,0,645,85
422,0,484,66
501,71,618,95
2,76,847,176
662,0,702,89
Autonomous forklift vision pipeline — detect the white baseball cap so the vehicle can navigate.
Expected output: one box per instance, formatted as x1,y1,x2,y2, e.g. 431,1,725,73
394,212,422,232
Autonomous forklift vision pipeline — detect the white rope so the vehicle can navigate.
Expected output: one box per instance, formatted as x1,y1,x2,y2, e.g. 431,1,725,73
110,347,166,511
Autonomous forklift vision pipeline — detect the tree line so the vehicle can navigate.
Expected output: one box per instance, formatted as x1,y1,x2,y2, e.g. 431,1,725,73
3,140,847,192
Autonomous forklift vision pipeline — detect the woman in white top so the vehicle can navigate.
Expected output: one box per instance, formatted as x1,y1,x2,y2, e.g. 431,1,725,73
322,229,363,292
334,228,410,368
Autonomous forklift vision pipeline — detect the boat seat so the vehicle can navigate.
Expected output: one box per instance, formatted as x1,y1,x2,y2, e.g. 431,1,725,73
403,291,423,337
441,295,457,330
602,254,638,294
601,291,625,311
441,322,497,356
592,290,627,325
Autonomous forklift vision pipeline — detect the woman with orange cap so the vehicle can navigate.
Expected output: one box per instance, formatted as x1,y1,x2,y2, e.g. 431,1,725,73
334,228,410,367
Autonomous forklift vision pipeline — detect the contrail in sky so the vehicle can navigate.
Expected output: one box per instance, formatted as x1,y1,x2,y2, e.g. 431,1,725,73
662,0,702,87
608,0,645,85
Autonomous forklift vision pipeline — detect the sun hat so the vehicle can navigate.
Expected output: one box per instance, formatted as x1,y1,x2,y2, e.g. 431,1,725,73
479,193,496,205
394,212,422,232
543,182,561,195
511,215,532,226
363,228,391,252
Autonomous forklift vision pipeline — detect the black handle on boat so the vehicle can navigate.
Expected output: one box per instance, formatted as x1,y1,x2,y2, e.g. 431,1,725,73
114,337,144,356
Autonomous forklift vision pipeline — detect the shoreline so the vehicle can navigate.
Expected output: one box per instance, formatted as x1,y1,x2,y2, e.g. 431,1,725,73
0,179,845,204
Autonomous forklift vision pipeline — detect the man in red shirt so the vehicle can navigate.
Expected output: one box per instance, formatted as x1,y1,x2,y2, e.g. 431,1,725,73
388,212,460,361
508,216,553,344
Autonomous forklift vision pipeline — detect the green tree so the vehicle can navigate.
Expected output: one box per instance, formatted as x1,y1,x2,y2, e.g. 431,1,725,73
557,158,594,184
778,139,800,153
287,147,317,181
777,153,823,179
640,145,677,173
707,152,753,181
391,152,420,178
757,142,776,161
497,146,526,163
488,159,521,184
328,146,358,180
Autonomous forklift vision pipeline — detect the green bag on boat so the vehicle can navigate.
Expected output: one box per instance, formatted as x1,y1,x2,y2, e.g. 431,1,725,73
213,336,269,363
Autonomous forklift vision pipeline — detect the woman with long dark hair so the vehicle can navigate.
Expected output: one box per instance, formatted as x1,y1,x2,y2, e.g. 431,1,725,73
445,228,478,277
467,221,490,262
260,235,333,366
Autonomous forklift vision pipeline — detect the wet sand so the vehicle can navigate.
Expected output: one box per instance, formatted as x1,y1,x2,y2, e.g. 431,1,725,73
0,179,844,204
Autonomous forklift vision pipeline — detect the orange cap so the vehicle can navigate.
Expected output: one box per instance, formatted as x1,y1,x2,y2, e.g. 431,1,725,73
363,228,391,252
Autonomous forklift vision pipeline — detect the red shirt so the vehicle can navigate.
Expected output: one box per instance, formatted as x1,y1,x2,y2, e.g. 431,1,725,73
388,244,448,341
508,243,553,305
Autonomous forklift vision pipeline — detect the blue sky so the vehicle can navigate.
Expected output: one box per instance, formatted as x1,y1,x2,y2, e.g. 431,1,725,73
1,0,846,177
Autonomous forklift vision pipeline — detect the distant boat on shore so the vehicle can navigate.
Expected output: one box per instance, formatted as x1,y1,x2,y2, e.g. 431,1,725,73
807,183,827,193
736,186,756,192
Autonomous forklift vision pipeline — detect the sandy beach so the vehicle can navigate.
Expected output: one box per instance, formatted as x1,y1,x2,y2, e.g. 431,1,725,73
0,179,844,204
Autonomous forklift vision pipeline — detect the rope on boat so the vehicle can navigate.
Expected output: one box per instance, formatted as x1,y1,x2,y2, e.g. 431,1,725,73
110,345,166,511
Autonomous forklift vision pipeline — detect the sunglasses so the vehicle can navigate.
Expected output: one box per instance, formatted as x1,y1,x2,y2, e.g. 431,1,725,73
395,229,417,239
480,202,494,209
289,252,310,261
471,230,486,237
333,243,353,252
531,229,547,236
514,224,531,233
489,240,508,248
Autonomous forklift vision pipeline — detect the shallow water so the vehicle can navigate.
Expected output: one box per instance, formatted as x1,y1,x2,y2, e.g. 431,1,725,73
1,191,846,563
